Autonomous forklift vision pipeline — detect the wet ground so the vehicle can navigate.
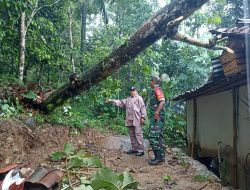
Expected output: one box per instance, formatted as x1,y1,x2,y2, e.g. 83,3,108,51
0,118,230,190
94,135,229,190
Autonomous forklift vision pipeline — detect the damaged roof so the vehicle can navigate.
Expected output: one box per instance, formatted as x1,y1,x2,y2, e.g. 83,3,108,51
173,19,249,101
210,18,250,37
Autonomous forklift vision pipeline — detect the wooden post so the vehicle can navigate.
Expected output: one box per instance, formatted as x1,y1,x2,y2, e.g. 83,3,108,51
185,102,188,148
191,98,197,158
232,87,239,188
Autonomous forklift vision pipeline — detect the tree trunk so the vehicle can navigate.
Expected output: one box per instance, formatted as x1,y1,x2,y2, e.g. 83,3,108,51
68,7,75,73
18,12,26,82
40,0,209,113
17,1,62,82
80,2,87,52
80,2,87,73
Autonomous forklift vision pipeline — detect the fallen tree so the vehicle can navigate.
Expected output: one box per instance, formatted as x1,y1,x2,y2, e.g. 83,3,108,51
40,0,209,113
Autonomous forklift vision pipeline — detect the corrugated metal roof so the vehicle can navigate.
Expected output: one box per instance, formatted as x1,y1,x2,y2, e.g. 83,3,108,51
210,19,250,37
173,73,246,101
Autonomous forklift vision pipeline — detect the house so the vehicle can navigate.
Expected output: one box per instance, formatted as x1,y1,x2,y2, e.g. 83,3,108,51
173,19,250,189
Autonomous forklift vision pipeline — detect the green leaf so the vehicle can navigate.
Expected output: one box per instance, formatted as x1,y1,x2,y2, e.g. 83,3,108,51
76,150,102,167
91,168,138,190
22,91,37,100
83,157,102,167
163,175,172,182
91,168,121,190
68,157,84,168
68,156,102,168
120,171,138,189
207,15,222,25
49,151,65,161
80,177,91,185
1,104,9,111
64,143,75,156
74,184,94,190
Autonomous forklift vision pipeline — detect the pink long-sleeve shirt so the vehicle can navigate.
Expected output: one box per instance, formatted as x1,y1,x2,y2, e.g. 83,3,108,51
112,95,146,127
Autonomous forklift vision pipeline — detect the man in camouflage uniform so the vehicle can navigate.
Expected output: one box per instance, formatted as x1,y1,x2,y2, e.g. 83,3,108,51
148,76,166,165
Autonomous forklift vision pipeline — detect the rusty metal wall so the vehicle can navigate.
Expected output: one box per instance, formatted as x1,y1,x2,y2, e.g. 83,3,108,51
238,85,250,189
186,100,194,154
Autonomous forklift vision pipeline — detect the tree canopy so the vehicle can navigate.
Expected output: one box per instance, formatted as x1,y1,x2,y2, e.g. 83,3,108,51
0,0,246,110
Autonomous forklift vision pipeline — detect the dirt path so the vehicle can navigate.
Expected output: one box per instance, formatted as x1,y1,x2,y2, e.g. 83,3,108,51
93,136,229,190
0,118,229,190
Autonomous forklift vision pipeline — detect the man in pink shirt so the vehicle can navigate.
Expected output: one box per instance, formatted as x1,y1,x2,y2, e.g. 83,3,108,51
107,87,146,156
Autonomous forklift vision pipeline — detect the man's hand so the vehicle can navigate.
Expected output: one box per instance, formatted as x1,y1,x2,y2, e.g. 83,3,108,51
140,118,145,125
154,112,159,120
106,98,113,103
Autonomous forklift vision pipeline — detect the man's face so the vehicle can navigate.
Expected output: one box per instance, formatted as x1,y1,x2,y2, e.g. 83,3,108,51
130,89,137,97
150,80,155,88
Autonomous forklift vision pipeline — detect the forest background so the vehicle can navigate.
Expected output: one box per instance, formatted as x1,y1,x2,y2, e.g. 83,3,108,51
0,0,244,147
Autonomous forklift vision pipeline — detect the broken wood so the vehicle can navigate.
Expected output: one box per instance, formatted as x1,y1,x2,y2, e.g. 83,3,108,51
40,0,209,113
232,88,239,188
173,32,234,53
198,182,210,190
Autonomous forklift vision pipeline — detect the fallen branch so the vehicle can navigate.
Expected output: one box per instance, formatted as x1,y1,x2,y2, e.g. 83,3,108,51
184,164,191,173
61,169,92,175
61,181,80,190
173,32,234,53
65,158,74,189
197,182,210,190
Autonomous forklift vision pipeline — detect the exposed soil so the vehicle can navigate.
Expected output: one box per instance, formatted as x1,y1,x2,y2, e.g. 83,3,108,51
93,136,229,190
0,117,105,168
0,117,229,190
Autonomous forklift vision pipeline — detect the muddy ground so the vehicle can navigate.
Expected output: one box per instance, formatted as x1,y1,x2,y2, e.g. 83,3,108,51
0,117,229,190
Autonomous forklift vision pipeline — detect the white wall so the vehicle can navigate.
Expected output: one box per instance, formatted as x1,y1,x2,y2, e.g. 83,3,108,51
187,90,234,156
197,90,234,155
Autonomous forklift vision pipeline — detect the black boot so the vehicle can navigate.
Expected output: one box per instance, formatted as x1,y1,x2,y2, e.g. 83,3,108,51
148,150,165,165
148,150,157,164
162,149,166,161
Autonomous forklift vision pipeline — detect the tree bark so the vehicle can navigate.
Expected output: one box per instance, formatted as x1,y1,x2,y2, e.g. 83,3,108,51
80,2,87,53
18,0,62,82
18,12,26,82
40,0,209,113
80,2,87,73
173,32,234,53
68,7,76,73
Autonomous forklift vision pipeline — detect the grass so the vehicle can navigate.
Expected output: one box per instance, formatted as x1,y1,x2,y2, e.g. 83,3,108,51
192,174,211,183
179,159,190,168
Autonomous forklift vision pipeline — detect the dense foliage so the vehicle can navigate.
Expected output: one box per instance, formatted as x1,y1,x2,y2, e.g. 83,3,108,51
0,0,246,147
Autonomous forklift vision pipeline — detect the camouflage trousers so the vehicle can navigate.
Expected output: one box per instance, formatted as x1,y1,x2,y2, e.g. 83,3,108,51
148,117,165,157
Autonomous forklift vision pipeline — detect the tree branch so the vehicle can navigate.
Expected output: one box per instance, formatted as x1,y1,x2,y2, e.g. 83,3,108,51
36,0,62,12
25,0,63,35
173,32,234,53
167,16,184,28
25,0,39,35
